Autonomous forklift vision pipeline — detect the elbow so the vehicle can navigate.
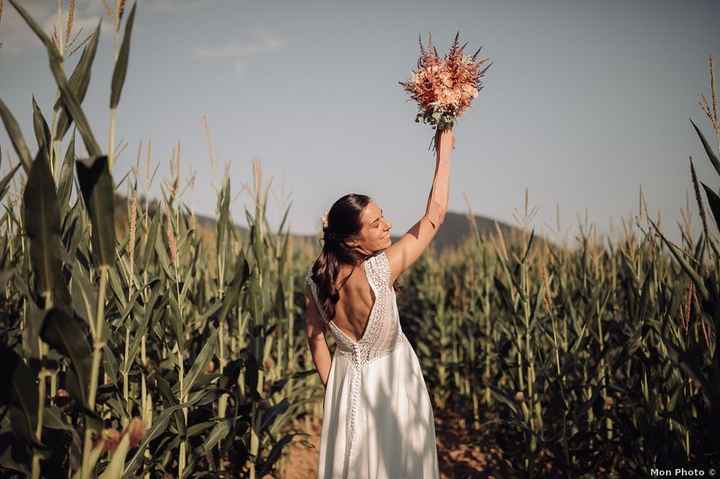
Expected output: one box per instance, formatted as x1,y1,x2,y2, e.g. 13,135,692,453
307,332,326,351
426,202,447,228
435,210,449,227
438,208,447,225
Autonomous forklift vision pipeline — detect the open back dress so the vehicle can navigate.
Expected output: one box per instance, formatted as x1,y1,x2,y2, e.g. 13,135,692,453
305,250,440,478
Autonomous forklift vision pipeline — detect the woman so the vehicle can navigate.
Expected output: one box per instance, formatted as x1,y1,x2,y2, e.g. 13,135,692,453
304,128,454,478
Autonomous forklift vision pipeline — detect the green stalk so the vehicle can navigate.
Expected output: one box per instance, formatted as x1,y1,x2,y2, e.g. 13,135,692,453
141,336,148,420
49,372,57,405
521,259,536,455
483,275,491,407
238,305,248,396
107,0,121,172
47,0,63,179
81,266,109,479
597,302,613,440
249,340,260,479
452,313,461,399
32,339,49,479
123,327,130,403
249,322,267,479
218,317,227,472
176,300,187,475
141,201,150,432
216,200,228,471
108,109,116,170
31,368,46,479
178,347,186,476
286,276,295,394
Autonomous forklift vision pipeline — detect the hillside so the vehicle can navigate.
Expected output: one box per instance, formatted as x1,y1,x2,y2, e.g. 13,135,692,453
290,210,551,255
114,195,550,257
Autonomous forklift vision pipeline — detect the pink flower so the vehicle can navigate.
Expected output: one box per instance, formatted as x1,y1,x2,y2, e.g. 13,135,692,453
399,32,490,130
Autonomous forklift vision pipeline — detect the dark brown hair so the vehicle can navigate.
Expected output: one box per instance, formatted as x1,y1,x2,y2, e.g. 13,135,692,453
310,193,399,323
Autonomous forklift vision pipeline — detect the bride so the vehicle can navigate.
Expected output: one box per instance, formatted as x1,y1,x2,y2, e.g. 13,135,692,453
304,128,454,478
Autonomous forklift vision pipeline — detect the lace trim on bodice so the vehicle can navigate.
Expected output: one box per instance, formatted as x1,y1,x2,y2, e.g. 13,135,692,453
305,250,406,474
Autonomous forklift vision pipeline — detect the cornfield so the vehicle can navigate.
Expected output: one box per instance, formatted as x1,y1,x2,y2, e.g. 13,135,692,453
1,1,719,478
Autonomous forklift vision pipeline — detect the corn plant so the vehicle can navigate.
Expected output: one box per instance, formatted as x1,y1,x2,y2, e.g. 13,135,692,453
0,2,313,477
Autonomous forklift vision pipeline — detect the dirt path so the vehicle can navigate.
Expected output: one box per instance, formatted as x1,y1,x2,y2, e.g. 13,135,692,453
272,409,511,478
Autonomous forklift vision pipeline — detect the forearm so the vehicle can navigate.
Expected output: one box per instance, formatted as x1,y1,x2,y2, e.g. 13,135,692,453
425,131,453,228
308,338,332,387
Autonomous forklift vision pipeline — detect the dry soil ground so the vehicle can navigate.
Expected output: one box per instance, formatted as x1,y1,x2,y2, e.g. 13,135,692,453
270,408,513,478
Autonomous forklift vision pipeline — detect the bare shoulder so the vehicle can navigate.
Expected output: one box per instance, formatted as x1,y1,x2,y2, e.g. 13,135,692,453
384,215,442,284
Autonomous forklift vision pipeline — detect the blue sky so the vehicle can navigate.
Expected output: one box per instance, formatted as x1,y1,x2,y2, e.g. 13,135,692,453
1,0,719,246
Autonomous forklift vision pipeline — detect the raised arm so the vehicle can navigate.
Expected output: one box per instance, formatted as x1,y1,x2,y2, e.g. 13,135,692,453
385,128,454,284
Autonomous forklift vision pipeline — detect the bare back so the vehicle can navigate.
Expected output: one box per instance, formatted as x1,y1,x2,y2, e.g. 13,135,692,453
329,262,381,343
327,216,441,340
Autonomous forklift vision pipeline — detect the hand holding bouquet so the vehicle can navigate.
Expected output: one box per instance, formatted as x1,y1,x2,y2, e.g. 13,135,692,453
400,32,491,151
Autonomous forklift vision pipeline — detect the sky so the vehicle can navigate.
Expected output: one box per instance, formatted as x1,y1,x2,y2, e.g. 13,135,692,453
1,0,719,247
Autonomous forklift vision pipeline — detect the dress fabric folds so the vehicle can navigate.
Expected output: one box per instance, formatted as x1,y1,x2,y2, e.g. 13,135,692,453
305,251,440,478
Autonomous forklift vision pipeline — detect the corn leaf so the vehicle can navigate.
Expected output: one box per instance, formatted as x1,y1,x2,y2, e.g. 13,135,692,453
183,327,218,398
40,308,92,407
690,118,720,177
76,156,116,268
0,98,32,173
23,149,63,308
55,20,102,140
31,96,51,156
701,182,720,234
110,2,137,109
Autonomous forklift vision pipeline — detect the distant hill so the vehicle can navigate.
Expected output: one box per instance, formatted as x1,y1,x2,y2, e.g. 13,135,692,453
114,195,550,256
288,210,551,255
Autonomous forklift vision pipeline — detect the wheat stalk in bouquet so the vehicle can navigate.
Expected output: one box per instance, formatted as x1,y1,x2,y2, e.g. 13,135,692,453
400,31,491,151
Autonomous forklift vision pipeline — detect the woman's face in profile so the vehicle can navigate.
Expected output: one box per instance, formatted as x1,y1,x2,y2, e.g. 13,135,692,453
347,201,392,254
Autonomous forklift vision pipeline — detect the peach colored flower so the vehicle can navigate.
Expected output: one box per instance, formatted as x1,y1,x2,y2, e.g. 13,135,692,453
399,31,491,135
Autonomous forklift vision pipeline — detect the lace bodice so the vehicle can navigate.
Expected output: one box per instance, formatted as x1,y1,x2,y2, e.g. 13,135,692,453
304,250,405,360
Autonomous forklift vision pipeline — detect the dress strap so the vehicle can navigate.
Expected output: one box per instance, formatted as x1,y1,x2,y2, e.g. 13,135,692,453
304,269,328,324
363,250,390,292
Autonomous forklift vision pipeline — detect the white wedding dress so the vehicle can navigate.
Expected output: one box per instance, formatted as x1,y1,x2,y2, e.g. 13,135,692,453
305,251,440,478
